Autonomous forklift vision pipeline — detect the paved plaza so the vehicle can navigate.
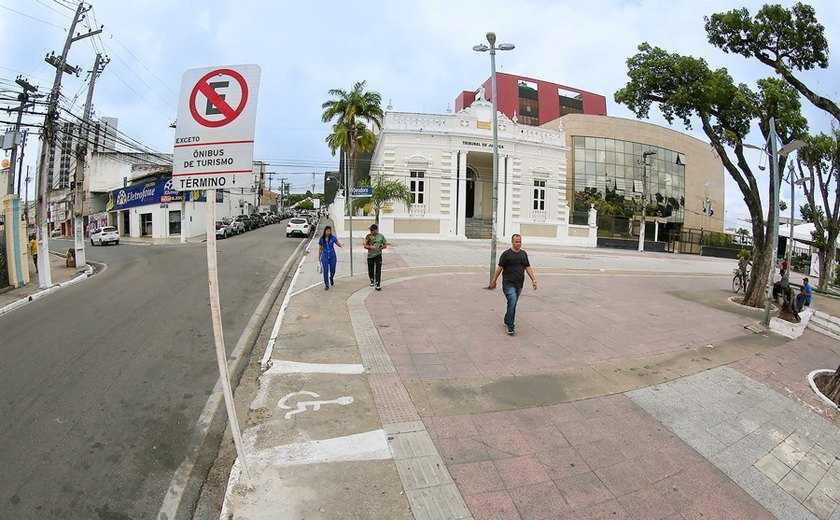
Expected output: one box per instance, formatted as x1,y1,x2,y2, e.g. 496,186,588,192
215,227,840,520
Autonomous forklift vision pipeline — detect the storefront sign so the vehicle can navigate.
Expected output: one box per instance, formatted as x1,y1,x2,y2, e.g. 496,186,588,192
461,140,504,150
106,178,192,211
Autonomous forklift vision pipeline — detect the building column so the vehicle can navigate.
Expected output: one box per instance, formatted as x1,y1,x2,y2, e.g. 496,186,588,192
456,150,468,237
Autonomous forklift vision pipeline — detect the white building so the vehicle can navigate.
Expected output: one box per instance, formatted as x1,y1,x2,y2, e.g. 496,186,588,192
84,152,265,242
333,98,596,246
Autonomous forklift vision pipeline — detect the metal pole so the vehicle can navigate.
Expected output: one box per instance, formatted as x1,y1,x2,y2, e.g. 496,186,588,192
205,189,252,487
787,163,795,269
638,151,655,252
347,147,354,277
15,130,28,196
764,117,780,326
488,41,499,286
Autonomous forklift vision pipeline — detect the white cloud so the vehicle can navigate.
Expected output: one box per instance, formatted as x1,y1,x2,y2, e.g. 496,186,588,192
1,0,838,206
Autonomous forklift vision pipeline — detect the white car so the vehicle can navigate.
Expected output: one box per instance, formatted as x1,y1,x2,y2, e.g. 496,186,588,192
91,226,119,246
286,218,310,237
215,220,232,239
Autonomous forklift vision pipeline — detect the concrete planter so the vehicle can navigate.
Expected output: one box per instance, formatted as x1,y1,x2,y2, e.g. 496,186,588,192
808,369,840,412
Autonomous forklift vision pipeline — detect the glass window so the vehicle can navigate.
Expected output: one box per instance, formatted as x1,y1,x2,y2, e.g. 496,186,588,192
410,171,425,204
533,180,546,211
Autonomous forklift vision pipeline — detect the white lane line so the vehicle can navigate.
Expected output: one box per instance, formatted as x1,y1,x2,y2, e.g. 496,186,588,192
268,360,365,375
157,239,306,520
260,234,319,370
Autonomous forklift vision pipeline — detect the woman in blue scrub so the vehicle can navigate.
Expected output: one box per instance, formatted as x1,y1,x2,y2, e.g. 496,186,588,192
318,226,344,290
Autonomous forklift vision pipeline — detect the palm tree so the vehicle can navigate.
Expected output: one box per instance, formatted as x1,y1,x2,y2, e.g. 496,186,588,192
322,81,384,198
353,174,412,226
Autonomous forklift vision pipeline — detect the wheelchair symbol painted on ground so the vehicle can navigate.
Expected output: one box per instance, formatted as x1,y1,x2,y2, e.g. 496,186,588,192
277,390,354,420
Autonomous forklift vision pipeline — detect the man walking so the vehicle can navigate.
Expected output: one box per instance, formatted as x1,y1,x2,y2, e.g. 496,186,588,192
489,234,537,335
364,224,388,291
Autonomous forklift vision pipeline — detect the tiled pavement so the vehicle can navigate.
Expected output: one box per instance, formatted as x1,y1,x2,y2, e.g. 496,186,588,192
362,263,840,519
425,394,777,520
630,367,840,520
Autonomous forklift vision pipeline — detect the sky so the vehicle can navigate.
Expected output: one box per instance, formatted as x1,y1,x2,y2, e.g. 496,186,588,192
1,0,839,229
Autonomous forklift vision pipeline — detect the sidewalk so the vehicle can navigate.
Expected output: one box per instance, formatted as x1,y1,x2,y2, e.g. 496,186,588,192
220,223,838,519
0,252,91,315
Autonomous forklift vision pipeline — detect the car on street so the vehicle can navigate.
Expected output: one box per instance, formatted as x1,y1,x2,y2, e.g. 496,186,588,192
234,214,253,231
286,217,311,237
90,226,119,246
224,217,245,235
215,220,232,239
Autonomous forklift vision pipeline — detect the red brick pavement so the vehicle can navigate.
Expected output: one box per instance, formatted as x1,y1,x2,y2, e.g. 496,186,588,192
367,273,751,380
732,329,840,426
425,395,776,520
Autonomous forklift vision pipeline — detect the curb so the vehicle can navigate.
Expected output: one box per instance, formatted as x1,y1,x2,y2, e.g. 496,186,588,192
808,369,840,412
0,261,95,317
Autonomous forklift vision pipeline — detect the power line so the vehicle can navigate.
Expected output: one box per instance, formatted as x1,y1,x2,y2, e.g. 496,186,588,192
0,4,66,29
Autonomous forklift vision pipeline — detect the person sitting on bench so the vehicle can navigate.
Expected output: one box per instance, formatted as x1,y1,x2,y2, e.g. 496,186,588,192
772,270,790,301
795,278,812,312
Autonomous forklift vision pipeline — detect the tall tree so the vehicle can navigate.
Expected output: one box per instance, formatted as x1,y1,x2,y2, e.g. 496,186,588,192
705,3,839,123
615,44,807,306
795,130,840,289
321,81,384,200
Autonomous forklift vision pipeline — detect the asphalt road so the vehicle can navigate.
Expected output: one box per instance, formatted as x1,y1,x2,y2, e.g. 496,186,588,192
0,223,306,519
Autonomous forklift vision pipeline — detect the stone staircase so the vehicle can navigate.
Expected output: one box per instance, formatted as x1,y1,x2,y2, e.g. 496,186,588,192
465,218,492,239
808,310,840,341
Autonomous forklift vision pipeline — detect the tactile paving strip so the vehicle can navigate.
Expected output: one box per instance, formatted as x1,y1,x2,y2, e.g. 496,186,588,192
349,283,472,519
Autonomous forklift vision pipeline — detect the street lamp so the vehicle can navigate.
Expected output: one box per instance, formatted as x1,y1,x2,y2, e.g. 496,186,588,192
474,32,515,287
744,120,806,325
785,163,813,269
638,150,656,252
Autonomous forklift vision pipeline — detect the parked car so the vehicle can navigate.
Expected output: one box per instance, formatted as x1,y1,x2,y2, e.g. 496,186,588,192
234,214,253,231
215,220,232,239
286,218,311,237
249,213,264,228
224,217,244,235
90,226,119,246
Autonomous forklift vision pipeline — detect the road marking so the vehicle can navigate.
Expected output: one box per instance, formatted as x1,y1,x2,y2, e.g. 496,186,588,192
157,238,306,520
268,360,365,374
277,390,355,419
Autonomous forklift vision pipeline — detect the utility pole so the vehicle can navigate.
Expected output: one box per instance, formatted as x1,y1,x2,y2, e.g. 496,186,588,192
35,1,102,287
7,77,38,196
73,53,108,269
15,130,29,196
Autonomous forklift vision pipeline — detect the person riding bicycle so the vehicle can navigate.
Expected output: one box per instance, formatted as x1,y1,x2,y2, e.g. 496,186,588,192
737,251,751,284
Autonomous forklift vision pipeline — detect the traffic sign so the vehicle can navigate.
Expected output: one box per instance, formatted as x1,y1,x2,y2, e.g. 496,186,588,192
351,186,372,197
172,64,261,191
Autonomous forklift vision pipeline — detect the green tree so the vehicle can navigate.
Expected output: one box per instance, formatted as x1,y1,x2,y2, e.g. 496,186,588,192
615,44,807,307
352,174,412,226
322,81,384,207
705,3,839,123
795,130,840,289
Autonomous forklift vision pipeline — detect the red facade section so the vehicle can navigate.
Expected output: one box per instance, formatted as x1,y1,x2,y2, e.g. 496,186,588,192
457,73,607,124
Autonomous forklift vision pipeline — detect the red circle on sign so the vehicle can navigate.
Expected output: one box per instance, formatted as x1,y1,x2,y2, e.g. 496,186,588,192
189,68,249,128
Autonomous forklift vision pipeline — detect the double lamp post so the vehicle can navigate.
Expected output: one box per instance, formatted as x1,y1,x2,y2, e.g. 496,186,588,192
473,32,514,285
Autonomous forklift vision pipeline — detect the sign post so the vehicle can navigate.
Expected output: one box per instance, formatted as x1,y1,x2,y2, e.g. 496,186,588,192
173,64,261,487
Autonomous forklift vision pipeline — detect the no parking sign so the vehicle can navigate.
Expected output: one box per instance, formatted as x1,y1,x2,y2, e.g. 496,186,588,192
172,64,261,191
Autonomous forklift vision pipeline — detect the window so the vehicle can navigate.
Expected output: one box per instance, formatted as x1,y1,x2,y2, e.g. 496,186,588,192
410,171,425,204
533,180,546,210
169,211,182,235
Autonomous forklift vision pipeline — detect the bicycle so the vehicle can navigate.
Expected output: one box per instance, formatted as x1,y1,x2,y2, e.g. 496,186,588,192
732,269,749,293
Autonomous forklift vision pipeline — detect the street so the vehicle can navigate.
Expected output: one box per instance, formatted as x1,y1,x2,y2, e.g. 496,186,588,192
0,225,303,519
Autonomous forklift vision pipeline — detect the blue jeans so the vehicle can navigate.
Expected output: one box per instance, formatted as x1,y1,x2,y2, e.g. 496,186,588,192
502,284,522,330
321,255,336,287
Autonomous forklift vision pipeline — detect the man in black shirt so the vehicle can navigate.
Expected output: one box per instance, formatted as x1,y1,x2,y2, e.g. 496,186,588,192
489,234,537,335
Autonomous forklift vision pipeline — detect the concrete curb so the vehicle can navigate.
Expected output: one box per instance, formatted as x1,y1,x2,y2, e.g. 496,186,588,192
808,369,840,412
0,260,95,317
